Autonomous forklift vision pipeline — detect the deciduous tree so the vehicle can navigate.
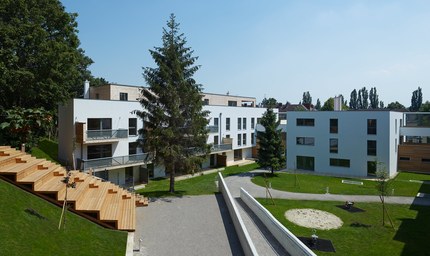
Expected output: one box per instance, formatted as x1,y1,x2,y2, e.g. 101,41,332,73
349,89,358,110
302,91,312,105
410,87,423,111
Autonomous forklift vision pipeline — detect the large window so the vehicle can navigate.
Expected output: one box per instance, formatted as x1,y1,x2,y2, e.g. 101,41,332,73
87,144,112,159
367,119,377,135
129,118,137,136
297,118,314,126
243,133,246,145
330,158,350,167
367,161,376,176
87,118,112,130
367,140,377,156
251,132,255,145
120,92,128,101
226,118,230,131
129,142,137,155
238,118,242,130
228,101,237,106
243,118,247,130
296,137,315,146
214,117,219,127
237,134,242,146
330,119,338,133
251,118,255,129
330,138,338,153
296,156,314,171
214,135,219,145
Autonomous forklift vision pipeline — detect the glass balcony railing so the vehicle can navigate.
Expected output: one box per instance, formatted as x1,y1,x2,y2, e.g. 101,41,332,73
207,126,219,133
211,144,232,152
78,152,154,171
86,129,128,141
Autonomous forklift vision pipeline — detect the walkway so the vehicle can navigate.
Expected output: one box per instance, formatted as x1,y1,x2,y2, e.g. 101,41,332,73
133,194,243,256
224,170,430,206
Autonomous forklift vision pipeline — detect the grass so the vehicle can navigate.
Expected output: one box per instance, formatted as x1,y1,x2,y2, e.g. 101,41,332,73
258,198,430,256
30,138,59,163
136,163,259,197
0,179,127,256
251,171,430,196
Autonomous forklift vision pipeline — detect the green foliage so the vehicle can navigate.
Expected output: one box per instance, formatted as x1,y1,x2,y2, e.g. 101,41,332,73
419,100,430,112
315,98,321,110
0,179,127,255
369,87,379,109
260,97,278,108
0,107,55,149
256,108,285,173
358,87,369,109
349,89,358,109
136,14,209,193
410,87,423,111
30,138,58,163
376,168,391,197
321,97,334,111
386,101,406,110
0,0,93,111
302,91,312,104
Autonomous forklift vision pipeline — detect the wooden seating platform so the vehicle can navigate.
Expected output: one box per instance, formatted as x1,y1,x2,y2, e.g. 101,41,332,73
0,146,148,231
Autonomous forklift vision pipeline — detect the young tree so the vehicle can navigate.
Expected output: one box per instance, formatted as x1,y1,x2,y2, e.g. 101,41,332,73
315,98,321,110
136,14,209,193
0,0,93,111
349,89,358,110
375,166,394,228
257,108,285,174
369,87,379,109
302,91,312,105
410,87,423,111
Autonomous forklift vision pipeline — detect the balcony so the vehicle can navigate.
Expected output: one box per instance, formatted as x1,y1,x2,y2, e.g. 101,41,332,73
75,122,128,144
211,144,233,153
78,152,154,171
207,125,219,133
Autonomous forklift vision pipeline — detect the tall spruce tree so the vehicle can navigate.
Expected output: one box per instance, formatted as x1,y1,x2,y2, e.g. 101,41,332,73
257,108,285,174
410,87,423,111
136,14,209,193
349,89,358,110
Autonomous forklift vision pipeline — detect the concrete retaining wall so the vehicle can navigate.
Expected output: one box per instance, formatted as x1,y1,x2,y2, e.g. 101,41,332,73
217,173,258,256
240,188,317,256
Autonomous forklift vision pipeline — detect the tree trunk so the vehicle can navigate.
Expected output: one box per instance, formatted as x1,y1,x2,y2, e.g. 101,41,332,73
169,164,175,193
271,166,274,174
382,197,385,226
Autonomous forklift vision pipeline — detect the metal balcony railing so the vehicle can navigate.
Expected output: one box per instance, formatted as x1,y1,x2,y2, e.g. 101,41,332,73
86,129,128,141
207,126,219,133
78,152,154,171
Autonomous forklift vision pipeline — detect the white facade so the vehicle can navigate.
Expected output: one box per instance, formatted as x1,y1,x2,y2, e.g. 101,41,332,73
286,111,404,178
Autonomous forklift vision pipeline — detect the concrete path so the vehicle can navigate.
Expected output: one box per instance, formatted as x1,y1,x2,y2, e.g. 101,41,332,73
224,170,430,206
133,194,243,256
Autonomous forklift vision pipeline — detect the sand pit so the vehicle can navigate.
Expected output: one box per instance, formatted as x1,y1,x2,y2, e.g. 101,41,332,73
285,208,343,230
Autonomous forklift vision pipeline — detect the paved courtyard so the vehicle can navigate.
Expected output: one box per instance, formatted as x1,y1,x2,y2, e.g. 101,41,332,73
134,194,243,256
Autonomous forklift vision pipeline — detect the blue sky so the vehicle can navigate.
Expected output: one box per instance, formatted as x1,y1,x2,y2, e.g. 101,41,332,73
62,0,430,106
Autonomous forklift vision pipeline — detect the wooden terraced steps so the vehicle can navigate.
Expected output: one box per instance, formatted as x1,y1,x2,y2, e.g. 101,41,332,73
0,146,149,231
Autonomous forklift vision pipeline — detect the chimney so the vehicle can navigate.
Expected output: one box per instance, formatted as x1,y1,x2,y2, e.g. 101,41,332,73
84,80,90,99
334,95,342,111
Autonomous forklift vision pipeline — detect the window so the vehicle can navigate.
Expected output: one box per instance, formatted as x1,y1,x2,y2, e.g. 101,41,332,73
257,118,261,124
226,134,230,139
95,93,99,99
395,138,397,152
214,117,219,127
214,135,219,145
251,132,255,145
129,118,137,136
296,137,315,146
203,99,209,105
87,144,112,159
296,156,314,171
243,133,246,145
330,158,350,167
120,92,128,101
129,142,137,155
367,119,377,135
395,119,398,134
243,118,247,130
330,119,338,133
251,118,255,129
297,118,315,126
237,134,242,146
367,140,377,156
226,118,230,131
228,101,237,106
238,118,242,130
330,138,338,153
422,158,430,163
87,118,112,130
399,157,410,161
367,161,376,176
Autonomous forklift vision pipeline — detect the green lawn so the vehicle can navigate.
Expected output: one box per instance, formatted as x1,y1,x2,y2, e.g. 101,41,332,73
30,138,59,163
136,163,259,197
258,198,430,256
251,171,430,196
0,179,127,256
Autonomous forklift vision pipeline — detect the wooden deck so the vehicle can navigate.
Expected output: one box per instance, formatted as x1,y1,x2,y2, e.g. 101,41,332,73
0,146,148,231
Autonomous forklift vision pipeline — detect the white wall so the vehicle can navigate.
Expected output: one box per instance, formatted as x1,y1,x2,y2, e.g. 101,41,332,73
286,111,403,177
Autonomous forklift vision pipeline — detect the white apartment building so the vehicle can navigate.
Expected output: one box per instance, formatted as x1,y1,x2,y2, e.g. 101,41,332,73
58,83,268,186
286,111,404,177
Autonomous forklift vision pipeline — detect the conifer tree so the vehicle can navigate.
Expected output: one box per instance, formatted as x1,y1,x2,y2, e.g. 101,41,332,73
136,14,209,193
257,108,285,174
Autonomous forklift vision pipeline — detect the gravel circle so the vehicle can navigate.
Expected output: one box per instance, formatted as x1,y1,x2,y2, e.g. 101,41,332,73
285,208,343,230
